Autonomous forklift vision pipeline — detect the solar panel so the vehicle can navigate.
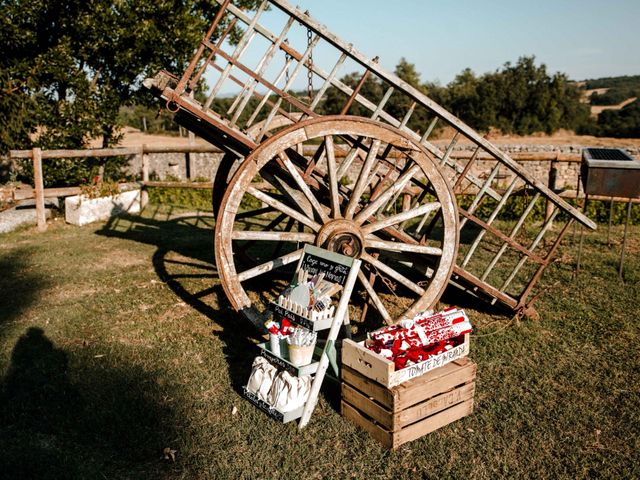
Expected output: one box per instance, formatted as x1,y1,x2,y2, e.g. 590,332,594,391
584,148,633,161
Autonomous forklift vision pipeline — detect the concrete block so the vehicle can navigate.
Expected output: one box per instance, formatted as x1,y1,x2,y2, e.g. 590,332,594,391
65,189,141,226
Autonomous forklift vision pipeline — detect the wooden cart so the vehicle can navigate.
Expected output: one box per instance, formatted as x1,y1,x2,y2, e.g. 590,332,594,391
144,0,596,330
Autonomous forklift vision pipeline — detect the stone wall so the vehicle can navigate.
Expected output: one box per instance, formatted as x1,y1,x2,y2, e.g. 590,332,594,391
448,144,640,192
69,143,637,193
125,151,226,181
459,158,579,191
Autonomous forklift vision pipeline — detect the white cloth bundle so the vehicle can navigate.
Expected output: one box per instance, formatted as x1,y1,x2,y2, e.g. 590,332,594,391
267,371,311,412
246,356,277,402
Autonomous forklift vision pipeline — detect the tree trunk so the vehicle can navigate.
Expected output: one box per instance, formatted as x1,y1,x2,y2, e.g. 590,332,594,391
102,125,113,149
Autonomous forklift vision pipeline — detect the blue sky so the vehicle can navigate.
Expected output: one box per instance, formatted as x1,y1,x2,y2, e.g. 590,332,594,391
287,0,640,84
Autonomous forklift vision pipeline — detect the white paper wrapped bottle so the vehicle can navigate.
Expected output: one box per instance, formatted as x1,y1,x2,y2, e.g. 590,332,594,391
246,357,277,402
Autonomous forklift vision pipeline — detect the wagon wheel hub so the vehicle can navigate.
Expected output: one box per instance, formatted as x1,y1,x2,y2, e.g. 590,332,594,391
316,219,364,258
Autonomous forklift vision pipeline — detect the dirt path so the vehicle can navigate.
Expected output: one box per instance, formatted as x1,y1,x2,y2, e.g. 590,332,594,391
591,97,638,117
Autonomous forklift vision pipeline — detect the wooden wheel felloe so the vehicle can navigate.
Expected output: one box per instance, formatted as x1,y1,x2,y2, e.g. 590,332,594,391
215,116,458,328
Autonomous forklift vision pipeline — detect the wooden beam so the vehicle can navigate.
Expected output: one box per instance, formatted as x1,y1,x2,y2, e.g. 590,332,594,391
559,190,640,204
32,148,46,232
143,181,213,189
452,266,518,309
8,144,585,162
13,186,81,201
10,147,142,159
458,207,546,265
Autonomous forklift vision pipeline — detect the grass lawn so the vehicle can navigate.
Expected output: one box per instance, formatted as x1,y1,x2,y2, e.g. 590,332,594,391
0,206,638,479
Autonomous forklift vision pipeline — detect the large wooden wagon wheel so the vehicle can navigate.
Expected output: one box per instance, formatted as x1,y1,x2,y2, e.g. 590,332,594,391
215,116,458,328
211,113,305,215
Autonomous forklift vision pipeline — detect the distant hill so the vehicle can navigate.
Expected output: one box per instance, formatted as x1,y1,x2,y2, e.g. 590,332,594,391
583,75,640,106
577,75,640,138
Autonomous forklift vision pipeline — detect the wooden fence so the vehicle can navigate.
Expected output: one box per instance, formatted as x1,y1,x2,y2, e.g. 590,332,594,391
8,145,223,231
8,145,637,232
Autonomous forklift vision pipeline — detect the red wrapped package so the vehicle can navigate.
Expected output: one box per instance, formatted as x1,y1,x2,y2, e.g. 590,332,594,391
365,308,472,371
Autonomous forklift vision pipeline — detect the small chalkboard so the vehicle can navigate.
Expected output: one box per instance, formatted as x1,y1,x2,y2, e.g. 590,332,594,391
271,302,314,330
242,388,285,422
298,245,354,286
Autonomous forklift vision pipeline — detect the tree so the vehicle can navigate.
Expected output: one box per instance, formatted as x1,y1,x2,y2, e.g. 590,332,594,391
445,68,484,128
319,58,439,135
394,58,422,88
594,99,640,138
318,72,384,117
442,56,589,135
387,58,434,134
0,0,259,184
318,56,588,139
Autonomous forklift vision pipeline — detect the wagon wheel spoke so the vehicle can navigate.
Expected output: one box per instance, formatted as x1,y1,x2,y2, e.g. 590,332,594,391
232,212,288,262
361,252,425,296
231,231,315,242
361,201,441,235
365,238,443,257
354,163,421,224
260,165,315,219
357,270,393,325
279,152,330,223
237,248,304,282
336,143,356,179
344,139,381,220
324,135,341,218
246,186,321,231
234,166,320,268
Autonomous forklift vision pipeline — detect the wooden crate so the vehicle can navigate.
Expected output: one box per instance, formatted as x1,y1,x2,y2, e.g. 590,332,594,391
342,334,470,388
341,357,476,449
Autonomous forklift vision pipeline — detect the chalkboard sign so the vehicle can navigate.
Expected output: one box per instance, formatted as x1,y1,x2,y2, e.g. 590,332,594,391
298,245,354,286
242,387,285,422
271,302,314,330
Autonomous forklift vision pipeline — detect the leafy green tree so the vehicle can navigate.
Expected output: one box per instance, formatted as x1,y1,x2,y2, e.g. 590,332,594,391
443,57,589,135
0,0,258,185
445,68,485,128
593,99,640,138
394,58,422,88
319,72,384,117
586,74,640,105
590,90,634,106
318,56,588,138
387,58,434,134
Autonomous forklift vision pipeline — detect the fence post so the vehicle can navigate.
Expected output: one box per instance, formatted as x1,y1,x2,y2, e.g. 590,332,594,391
545,157,558,222
32,147,47,232
185,151,192,180
141,145,149,209
187,91,196,180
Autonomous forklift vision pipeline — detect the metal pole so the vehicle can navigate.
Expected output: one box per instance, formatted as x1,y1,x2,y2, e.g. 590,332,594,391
619,198,633,279
607,196,614,246
188,91,196,181
575,194,588,278
545,159,558,222
572,173,582,243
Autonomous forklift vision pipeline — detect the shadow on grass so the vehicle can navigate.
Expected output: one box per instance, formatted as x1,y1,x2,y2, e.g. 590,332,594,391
97,212,261,394
440,283,511,316
0,249,48,341
96,210,515,392
98,210,215,265
0,327,179,480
